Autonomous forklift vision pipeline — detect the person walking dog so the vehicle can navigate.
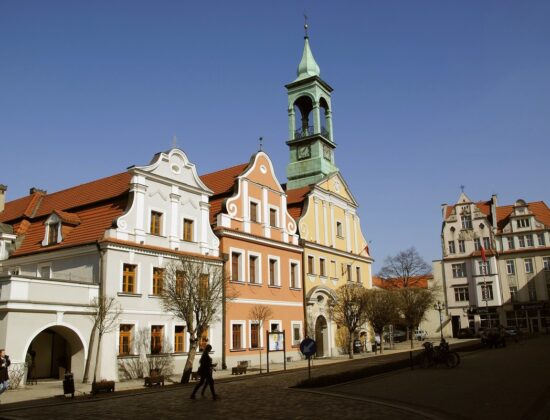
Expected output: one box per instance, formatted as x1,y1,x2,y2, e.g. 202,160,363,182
0,349,11,398
190,345,218,400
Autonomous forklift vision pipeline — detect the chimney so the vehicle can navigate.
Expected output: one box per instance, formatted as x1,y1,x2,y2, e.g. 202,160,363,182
490,194,498,229
441,203,448,220
0,184,6,213
29,187,47,195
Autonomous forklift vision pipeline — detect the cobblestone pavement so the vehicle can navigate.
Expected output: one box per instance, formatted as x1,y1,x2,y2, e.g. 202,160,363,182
2,337,541,420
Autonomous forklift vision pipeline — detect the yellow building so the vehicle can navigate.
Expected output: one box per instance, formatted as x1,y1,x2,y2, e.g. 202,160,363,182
285,35,373,357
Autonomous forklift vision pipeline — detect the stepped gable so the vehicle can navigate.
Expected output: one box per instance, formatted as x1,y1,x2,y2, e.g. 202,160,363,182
1,172,132,257
200,163,248,224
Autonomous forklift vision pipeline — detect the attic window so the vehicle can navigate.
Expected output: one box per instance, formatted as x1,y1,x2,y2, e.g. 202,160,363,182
48,222,60,244
42,211,81,246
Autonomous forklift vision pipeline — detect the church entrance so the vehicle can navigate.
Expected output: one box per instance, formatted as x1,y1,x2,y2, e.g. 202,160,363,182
26,326,85,381
315,315,328,358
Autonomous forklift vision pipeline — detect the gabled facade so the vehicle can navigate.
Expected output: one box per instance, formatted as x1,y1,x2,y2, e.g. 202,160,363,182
436,193,550,335
201,152,304,368
285,36,373,357
0,148,223,382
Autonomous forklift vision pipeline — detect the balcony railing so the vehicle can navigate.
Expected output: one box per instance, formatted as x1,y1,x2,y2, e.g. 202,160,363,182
294,126,331,140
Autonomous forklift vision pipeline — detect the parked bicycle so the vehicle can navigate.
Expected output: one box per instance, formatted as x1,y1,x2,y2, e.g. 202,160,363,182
419,340,460,368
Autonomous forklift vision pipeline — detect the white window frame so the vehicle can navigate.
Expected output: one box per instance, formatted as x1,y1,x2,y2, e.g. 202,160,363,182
249,198,261,223
173,322,187,353
506,260,516,275
148,321,167,354
230,320,246,350
507,237,515,250
478,261,490,276
306,254,315,275
230,247,246,283
452,263,466,278
289,259,301,289
182,216,196,242
120,261,140,294
336,221,344,237
148,207,165,236
248,251,262,285
291,321,303,346
267,255,281,287
454,286,469,302
481,284,494,301
118,321,137,356
526,235,534,247
537,233,546,247
543,257,550,271
37,263,52,279
524,258,534,274
448,240,456,254
518,236,526,248
42,214,62,246
248,320,264,349
268,206,280,228
458,240,465,253
319,257,327,278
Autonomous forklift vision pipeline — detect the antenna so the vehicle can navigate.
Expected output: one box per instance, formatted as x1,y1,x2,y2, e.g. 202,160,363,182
259,136,264,151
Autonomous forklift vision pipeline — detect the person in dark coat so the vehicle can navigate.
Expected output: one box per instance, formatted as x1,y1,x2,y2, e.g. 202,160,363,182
0,349,11,395
190,345,217,400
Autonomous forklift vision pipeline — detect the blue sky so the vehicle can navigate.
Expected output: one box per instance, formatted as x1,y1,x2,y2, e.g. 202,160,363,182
1,1,549,271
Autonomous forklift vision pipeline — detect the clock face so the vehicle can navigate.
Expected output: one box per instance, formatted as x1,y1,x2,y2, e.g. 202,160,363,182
297,145,311,160
323,144,332,161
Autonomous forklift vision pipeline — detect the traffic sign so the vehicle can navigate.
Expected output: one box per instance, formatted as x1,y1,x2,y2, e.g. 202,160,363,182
300,338,317,358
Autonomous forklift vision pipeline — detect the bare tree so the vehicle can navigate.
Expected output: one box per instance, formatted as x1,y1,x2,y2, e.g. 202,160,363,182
395,287,436,349
88,296,122,384
160,255,227,384
378,247,431,288
364,289,399,354
248,305,273,374
329,284,369,359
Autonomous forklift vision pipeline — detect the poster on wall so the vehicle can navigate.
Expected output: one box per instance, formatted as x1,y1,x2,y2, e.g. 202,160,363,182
269,331,284,351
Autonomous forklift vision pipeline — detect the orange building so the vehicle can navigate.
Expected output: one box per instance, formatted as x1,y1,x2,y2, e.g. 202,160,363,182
201,152,304,369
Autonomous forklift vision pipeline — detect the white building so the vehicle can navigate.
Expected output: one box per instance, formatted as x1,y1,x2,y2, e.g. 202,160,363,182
0,148,222,383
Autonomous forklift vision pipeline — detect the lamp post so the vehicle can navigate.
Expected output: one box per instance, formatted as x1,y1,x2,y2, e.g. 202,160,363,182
434,301,445,341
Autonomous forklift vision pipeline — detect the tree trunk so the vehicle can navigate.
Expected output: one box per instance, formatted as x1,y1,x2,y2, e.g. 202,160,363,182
180,340,197,384
348,333,354,359
377,330,384,355
82,322,97,383
92,333,102,384
259,349,262,374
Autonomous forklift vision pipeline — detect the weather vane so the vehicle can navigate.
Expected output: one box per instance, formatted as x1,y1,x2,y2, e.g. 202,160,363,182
259,136,264,151
460,185,465,193
304,13,308,37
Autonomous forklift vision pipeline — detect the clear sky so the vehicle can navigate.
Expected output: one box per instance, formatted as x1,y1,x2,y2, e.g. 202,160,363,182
1,1,549,271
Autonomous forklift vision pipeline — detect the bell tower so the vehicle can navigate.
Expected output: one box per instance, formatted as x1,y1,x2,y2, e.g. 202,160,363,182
286,25,338,190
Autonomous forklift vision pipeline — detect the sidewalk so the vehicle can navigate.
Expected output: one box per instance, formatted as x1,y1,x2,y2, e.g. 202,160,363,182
0,337,476,406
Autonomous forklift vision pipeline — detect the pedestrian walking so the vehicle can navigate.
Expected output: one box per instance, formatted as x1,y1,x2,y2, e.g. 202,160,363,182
190,345,218,400
0,349,11,397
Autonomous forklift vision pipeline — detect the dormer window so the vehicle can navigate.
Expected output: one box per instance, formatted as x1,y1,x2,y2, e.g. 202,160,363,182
48,222,60,244
516,218,530,228
461,215,472,230
42,210,81,246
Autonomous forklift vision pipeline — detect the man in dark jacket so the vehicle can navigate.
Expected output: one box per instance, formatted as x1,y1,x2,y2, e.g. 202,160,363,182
0,349,10,395
190,344,218,400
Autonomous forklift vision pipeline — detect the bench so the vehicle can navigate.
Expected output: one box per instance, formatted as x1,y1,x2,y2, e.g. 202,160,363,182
144,369,165,387
232,360,248,375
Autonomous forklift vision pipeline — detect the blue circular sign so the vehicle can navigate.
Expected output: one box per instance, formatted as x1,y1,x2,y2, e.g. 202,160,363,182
300,338,317,357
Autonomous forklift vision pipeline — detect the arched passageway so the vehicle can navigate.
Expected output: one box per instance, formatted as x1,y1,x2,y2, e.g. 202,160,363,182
315,315,328,358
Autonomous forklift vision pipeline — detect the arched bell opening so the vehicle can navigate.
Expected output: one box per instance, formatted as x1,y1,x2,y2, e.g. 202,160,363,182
293,95,314,139
319,97,331,140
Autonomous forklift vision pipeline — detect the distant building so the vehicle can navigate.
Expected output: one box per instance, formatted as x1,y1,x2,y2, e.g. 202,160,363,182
434,193,550,336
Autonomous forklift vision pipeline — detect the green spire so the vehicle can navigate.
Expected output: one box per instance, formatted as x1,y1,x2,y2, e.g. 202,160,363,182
295,36,320,82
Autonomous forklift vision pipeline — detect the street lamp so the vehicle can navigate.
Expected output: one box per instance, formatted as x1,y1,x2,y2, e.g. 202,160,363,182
434,301,445,341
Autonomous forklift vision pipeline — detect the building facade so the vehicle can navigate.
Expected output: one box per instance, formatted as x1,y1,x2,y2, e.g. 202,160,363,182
435,193,550,335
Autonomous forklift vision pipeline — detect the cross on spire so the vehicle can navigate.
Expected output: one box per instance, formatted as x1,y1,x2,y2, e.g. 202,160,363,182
460,185,465,193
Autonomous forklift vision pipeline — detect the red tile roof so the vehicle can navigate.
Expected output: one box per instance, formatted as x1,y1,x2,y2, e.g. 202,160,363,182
372,275,430,289
285,186,312,221
53,210,81,226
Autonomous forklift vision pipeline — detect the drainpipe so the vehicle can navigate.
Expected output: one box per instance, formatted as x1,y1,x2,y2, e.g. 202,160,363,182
221,252,228,370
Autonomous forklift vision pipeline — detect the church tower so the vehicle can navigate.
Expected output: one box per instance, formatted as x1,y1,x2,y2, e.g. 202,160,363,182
286,27,338,190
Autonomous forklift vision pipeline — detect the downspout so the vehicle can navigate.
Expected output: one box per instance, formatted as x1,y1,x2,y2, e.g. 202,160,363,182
221,252,228,370
300,239,308,338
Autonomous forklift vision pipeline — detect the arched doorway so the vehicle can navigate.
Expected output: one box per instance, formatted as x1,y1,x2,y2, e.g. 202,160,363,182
315,315,328,358
26,325,85,381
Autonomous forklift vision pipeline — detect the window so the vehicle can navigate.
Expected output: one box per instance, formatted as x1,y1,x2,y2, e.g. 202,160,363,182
151,325,164,354
452,263,466,278
448,241,456,254
356,267,361,284
231,252,243,282
474,238,482,251
462,215,472,229
458,240,465,253
307,256,314,274
39,265,51,279
176,270,185,294
537,233,546,247
483,237,491,250
516,218,530,228
249,255,259,284
509,286,518,302
478,261,490,275
150,211,162,235
250,323,260,349
232,324,243,350
518,236,526,248
543,257,550,271
199,274,209,300
526,235,534,247
481,284,493,301
268,258,279,286
507,237,515,250
319,258,326,277
183,219,194,242
269,208,278,227
454,287,469,302
250,202,259,223
528,282,537,301
524,258,534,274
346,264,352,282
119,325,133,356
152,267,164,295
290,262,299,288
122,264,137,293
174,326,185,353
336,221,343,237
48,222,60,244
506,260,516,275
292,322,302,346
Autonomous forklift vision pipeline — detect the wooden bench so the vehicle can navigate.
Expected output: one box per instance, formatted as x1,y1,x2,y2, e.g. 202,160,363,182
144,369,165,387
232,361,248,375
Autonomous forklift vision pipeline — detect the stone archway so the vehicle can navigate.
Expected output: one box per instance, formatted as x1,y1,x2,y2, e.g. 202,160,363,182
315,315,329,358
26,325,85,382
